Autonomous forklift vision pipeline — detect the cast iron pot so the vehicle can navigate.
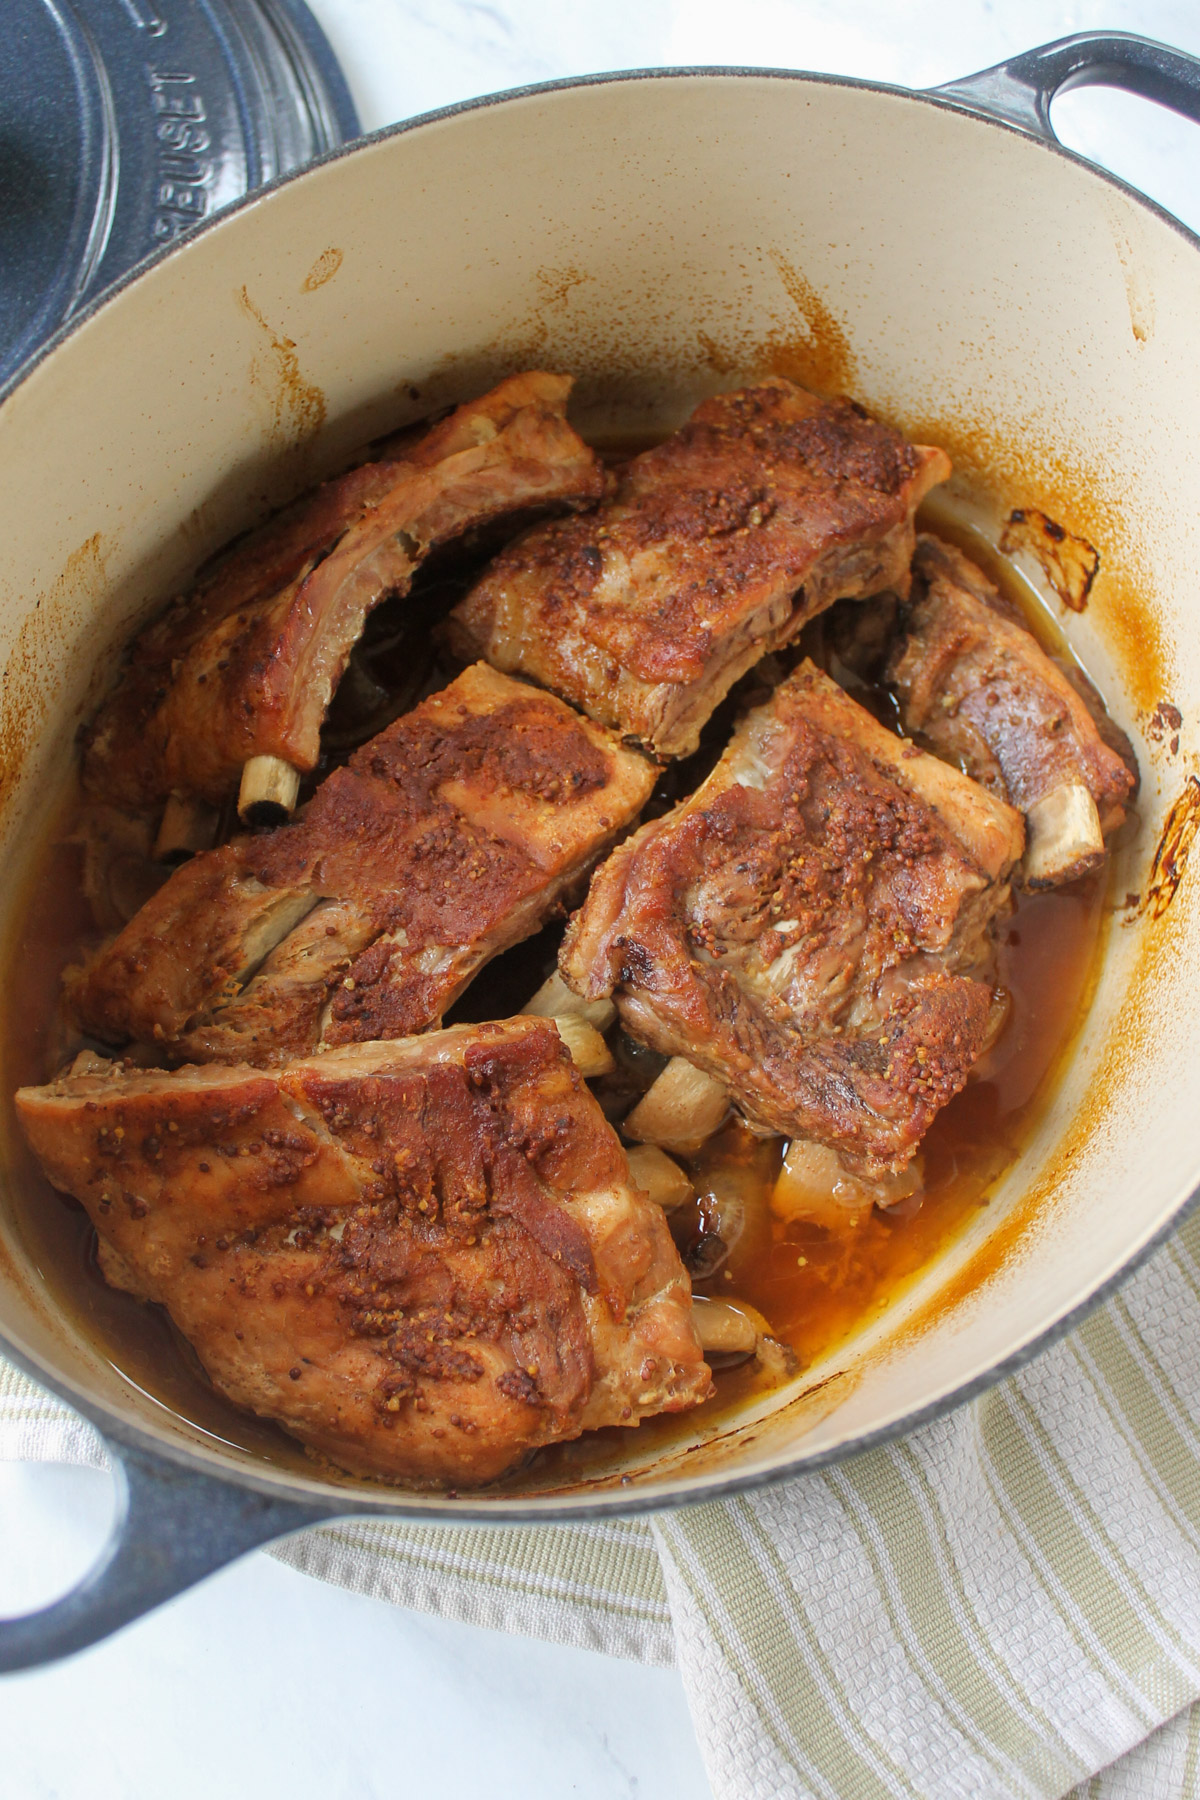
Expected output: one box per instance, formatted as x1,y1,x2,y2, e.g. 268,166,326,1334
1,32,1198,1670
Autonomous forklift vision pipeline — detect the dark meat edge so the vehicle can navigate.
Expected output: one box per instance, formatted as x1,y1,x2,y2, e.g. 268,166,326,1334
82,372,607,809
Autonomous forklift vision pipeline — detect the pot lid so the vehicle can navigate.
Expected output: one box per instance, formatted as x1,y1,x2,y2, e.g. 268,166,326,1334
0,0,359,388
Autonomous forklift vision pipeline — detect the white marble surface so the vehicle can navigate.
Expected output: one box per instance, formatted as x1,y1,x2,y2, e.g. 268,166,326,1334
0,1463,711,1799
4,3,1200,1795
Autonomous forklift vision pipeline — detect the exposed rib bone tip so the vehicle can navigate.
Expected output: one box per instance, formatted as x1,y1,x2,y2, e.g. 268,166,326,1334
238,755,301,827
624,1057,730,1152
153,792,219,863
1023,783,1104,887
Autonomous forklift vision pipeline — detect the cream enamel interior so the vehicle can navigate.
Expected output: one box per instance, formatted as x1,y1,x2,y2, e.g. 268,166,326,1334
0,72,1196,1517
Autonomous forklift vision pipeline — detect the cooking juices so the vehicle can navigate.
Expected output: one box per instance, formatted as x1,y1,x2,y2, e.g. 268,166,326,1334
0,481,1112,1478
685,876,1102,1359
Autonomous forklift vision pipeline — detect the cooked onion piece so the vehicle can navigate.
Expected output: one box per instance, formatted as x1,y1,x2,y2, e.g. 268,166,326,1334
551,1014,616,1079
691,1295,794,1376
625,1144,693,1211
624,1058,731,1153
522,969,617,1033
691,1295,758,1357
772,1139,922,1230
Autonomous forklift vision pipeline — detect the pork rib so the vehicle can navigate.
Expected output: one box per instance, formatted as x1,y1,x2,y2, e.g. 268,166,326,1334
447,379,950,757
83,373,606,809
887,537,1137,887
561,660,1024,1175
16,1020,711,1488
68,664,656,1064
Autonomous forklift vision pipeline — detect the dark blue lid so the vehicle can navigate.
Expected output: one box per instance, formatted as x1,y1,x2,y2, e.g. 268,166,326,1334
0,0,359,386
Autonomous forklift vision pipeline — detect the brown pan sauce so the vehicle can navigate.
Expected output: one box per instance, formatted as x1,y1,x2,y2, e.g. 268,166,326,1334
0,470,1111,1478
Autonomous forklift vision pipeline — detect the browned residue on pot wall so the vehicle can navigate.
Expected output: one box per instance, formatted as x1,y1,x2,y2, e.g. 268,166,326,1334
1105,199,1156,348
894,769,1197,1355
1146,701,1183,749
900,408,1168,718
536,264,592,313
411,249,859,436
693,252,856,397
755,250,856,397
1141,777,1200,921
237,286,326,451
0,534,107,813
301,247,343,293
998,507,1100,612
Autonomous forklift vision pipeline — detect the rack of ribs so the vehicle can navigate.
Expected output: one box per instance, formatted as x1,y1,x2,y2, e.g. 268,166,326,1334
887,537,1138,887
16,1019,711,1488
561,660,1025,1176
446,378,951,757
83,373,606,813
67,663,656,1065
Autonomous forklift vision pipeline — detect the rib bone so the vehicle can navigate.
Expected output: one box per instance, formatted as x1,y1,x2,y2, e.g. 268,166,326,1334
153,793,219,863
1023,782,1105,888
83,373,606,809
67,664,656,1066
238,755,301,826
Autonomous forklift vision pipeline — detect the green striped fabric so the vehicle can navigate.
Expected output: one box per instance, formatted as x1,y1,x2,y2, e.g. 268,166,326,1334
10,1209,1200,1796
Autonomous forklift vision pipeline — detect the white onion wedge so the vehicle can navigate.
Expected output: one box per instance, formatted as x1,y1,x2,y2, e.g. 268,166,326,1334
624,1058,730,1152
625,1144,692,1211
551,1014,615,1079
522,969,617,1032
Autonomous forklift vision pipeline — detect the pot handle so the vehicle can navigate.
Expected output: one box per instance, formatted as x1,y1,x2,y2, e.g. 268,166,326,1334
934,30,1200,142
0,1432,336,1672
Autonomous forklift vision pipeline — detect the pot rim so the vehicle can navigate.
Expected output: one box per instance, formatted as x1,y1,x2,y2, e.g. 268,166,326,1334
5,54,1200,416
2,56,1199,1522
4,1177,1200,1524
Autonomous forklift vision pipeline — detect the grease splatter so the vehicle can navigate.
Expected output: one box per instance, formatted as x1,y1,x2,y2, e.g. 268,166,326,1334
301,247,343,293
760,249,855,396
1146,700,1182,751
899,404,1167,717
237,287,326,451
695,331,738,377
535,264,591,313
1105,198,1155,347
999,507,1099,612
0,533,107,813
1142,776,1200,920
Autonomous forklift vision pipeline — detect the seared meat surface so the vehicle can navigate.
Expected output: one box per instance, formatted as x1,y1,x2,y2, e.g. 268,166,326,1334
23,369,1119,1489
889,537,1137,886
561,661,1024,1175
447,379,950,757
84,374,605,809
68,664,656,1064
16,1020,711,1487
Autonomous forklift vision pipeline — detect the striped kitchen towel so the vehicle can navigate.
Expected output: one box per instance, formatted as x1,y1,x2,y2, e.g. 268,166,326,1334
9,1206,1200,1797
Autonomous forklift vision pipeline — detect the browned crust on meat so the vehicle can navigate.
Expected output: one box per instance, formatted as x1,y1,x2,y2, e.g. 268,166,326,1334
67,664,657,1062
447,379,950,756
890,536,1137,836
562,661,1022,1175
83,374,606,809
15,1020,711,1488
